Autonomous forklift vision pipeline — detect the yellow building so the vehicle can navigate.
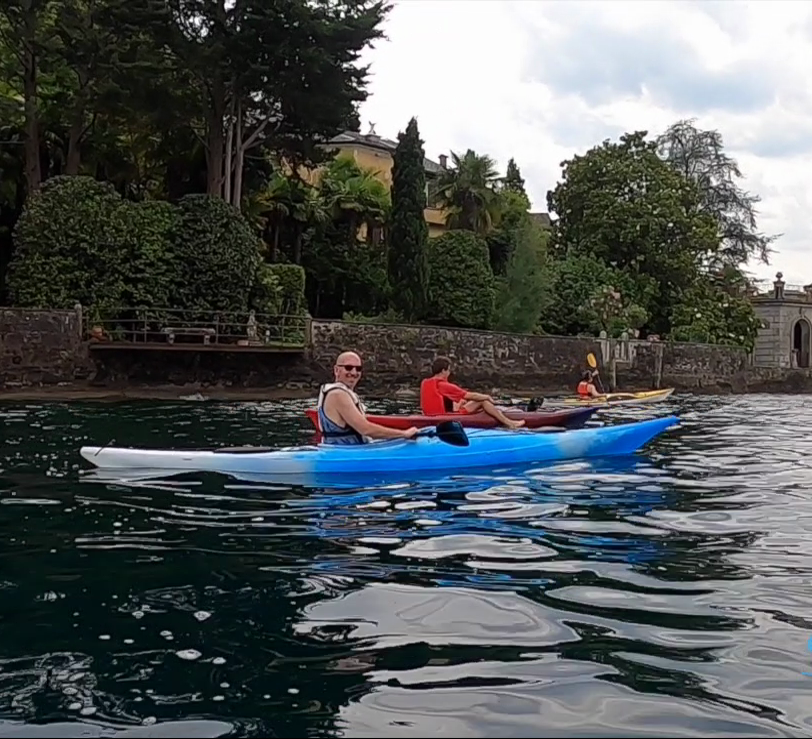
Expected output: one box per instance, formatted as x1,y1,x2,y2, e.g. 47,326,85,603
324,127,450,238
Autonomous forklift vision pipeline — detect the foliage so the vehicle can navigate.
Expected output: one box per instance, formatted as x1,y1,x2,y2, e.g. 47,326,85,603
486,189,531,275
249,263,282,316
539,254,641,336
292,155,391,317
432,149,502,235
424,229,495,329
670,270,762,350
387,116,429,321
268,263,306,315
342,307,404,324
6,175,135,311
546,130,720,335
503,157,526,195
578,284,648,338
655,118,777,269
121,199,179,309
492,218,552,334
169,194,262,316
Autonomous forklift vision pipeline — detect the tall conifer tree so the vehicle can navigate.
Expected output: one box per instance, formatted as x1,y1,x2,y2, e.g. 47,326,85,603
388,116,429,321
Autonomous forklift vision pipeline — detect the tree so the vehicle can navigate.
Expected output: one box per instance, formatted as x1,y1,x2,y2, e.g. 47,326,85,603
424,229,495,329
656,118,778,270
301,156,391,318
387,116,429,321
546,130,719,334
503,157,526,195
486,189,531,275
0,0,52,193
433,149,502,234
145,0,390,205
492,218,551,334
670,270,762,350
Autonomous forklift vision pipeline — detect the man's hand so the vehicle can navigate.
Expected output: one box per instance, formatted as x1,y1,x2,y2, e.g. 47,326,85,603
401,426,420,439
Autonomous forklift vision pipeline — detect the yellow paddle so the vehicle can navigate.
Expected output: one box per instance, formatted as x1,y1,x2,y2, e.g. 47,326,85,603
586,352,605,392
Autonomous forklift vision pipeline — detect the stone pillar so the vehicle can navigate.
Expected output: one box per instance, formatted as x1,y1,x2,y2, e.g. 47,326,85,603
74,303,83,340
773,272,785,300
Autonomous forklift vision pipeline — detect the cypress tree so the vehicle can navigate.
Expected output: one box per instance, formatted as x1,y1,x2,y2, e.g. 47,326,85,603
504,157,526,195
388,116,429,321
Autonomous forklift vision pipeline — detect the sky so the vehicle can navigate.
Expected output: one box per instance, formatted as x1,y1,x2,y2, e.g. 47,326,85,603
356,0,812,291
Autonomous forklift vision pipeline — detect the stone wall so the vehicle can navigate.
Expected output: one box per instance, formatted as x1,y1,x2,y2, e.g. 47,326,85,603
618,340,749,391
310,320,755,393
3,310,812,396
88,346,315,392
0,308,92,388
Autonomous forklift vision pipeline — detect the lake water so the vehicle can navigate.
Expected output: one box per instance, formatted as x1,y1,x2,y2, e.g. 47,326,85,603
2,393,812,738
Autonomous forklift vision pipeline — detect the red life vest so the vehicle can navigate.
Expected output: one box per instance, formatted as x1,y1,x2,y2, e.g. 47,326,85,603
577,381,591,397
420,377,453,415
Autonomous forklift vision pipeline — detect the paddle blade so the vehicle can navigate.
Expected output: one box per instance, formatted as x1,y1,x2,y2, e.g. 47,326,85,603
434,420,470,447
587,352,598,369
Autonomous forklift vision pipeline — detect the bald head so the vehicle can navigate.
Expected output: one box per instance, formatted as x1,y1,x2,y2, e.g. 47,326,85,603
333,350,363,388
336,351,361,365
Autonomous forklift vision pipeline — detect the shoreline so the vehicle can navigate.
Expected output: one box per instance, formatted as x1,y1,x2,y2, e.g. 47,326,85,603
0,384,322,402
0,380,740,403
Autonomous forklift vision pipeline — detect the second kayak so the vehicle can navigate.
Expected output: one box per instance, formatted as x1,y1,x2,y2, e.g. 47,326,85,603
304,405,597,430
542,388,676,408
79,415,680,478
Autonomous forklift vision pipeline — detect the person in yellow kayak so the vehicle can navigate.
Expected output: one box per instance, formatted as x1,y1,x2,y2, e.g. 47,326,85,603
576,369,601,399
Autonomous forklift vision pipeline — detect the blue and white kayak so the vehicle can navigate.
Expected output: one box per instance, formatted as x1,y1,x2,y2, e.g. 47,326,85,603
78,415,679,478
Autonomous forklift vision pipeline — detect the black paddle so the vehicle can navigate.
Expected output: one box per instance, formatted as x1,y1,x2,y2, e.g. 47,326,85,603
416,420,470,447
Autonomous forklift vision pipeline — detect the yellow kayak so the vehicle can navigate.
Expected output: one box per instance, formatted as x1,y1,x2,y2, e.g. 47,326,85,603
544,388,676,408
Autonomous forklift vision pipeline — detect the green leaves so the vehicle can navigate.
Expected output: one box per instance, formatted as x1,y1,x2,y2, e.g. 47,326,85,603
492,218,552,334
388,116,429,322
425,229,495,329
433,149,502,235
546,130,723,337
4,175,307,324
656,118,778,268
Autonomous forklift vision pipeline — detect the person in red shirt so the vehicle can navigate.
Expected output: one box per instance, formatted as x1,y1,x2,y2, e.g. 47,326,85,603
419,356,525,430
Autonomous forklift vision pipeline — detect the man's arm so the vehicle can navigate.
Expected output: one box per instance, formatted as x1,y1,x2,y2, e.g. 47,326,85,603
438,380,491,404
463,390,493,402
330,393,417,439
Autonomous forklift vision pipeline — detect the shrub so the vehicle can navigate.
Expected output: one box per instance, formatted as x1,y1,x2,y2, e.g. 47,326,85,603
268,263,306,315
6,175,128,311
424,229,495,329
168,194,262,317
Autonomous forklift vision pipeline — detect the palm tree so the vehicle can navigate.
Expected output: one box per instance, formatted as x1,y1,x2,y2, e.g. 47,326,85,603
318,155,391,244
432,149,502,235
252,174,328,264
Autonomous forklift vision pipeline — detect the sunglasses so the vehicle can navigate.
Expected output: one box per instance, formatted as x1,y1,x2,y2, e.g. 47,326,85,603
337,364,363,372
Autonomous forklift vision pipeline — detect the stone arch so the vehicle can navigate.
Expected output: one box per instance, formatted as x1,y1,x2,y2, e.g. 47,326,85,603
792,317,811,368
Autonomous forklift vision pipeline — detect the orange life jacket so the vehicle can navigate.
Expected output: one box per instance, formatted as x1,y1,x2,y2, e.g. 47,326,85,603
420,376,453,415
577,381,591,397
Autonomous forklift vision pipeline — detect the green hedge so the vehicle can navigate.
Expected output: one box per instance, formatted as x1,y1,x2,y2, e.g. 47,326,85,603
6,176,302,320
424,229,495,329
269,263,306,315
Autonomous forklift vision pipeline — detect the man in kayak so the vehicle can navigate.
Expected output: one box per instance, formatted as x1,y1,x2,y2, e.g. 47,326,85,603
317,351,420,444
420,356,525,430
577,370,601,398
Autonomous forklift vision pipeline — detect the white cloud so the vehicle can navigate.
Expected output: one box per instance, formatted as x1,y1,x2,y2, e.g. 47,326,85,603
356,0,812,289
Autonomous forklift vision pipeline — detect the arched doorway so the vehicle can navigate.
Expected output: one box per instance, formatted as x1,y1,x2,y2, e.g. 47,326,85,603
792,318,811,368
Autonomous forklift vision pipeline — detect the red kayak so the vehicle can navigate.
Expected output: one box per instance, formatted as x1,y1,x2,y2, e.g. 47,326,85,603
304,405,597,431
